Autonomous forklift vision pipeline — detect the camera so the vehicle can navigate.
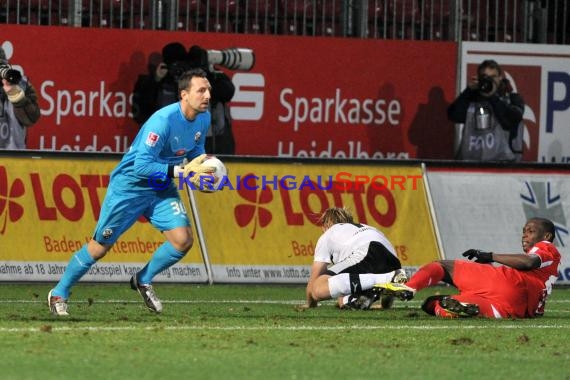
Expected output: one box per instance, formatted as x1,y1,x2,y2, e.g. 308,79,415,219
478,75,495,95
0,64,22,85
167,61,191,82
207,48,255,71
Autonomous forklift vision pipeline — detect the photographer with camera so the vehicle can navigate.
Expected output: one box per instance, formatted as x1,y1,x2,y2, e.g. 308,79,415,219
133,43,253,155
187,45,237,155
448,59,524,161
132,42,189,126
0,47,40,149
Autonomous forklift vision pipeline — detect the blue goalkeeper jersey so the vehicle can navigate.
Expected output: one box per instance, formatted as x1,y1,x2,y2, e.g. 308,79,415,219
110,102,210,192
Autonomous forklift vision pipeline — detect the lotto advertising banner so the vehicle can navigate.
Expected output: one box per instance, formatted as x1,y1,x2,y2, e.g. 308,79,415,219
0,24,457,159
192,159,440,283
461,42,570,163
427,167,570,285
0,156,209,283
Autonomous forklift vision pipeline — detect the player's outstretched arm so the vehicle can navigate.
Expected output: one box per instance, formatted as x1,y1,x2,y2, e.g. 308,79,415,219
491,253,540,271
462,249,540,270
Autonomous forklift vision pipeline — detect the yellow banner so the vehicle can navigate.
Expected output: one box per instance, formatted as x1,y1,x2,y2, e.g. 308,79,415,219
192,161,440,274
0,156,204,263
0,156,439,283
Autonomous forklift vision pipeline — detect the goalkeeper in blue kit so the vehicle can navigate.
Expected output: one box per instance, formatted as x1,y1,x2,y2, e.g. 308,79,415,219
48,68,216,316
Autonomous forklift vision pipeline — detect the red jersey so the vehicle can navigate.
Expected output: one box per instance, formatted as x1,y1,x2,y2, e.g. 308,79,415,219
453,240,561,318
496,240,561,317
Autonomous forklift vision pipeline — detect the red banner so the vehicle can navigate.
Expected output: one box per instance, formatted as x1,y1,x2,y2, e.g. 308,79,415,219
1,25,457,158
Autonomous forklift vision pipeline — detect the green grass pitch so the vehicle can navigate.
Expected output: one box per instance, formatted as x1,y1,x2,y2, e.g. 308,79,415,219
1,283,568,380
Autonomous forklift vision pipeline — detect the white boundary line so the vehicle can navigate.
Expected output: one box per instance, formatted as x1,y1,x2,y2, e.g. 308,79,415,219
1,324,570,333
1,299,307,304
1,299,570,304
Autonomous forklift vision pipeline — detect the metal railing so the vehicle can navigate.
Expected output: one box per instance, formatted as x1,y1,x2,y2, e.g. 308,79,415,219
1,0,568,44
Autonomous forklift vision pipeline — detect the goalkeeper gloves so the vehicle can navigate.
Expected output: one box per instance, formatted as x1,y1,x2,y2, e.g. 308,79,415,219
461,249,494,264
182,154,216,188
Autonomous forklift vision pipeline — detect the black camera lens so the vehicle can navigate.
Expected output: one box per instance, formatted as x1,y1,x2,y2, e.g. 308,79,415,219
0,66,22,85
5,69,22,84
167,61,190,81
478,76,494,94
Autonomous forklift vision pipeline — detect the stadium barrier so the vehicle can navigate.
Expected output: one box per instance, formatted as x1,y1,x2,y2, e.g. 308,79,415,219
0,153,440,283
1,0,568,45
1,152,568,284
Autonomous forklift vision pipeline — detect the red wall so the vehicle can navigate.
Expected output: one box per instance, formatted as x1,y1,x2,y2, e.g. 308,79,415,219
1,25,457,158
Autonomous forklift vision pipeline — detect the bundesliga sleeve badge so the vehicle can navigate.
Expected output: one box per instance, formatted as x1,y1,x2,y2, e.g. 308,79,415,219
145,132,160,147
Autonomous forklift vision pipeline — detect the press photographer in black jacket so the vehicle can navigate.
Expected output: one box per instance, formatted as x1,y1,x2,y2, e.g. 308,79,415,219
448,59,524,161
132,43,236,154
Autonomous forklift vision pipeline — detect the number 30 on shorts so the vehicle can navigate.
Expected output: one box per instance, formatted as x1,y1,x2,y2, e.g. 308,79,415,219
170,201,187,215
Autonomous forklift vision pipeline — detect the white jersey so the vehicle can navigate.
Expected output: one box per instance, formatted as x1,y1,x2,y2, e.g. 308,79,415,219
314,223,396,265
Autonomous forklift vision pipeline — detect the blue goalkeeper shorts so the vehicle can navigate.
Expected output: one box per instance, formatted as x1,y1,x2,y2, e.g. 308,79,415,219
92,184,190,245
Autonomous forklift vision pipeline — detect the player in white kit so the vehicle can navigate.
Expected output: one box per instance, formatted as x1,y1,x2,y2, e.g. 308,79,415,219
299,207,407,310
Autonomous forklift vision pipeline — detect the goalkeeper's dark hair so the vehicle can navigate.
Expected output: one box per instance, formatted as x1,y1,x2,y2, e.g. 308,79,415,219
178,68,208,93
530,217,555,242
318,207,354,227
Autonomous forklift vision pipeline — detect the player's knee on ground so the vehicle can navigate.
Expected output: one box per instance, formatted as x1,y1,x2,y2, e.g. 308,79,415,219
310,276,333,301
327,273,357,299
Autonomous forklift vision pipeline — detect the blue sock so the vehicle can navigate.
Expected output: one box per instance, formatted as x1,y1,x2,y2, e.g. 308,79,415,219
52,245,96,299
138,242,185,284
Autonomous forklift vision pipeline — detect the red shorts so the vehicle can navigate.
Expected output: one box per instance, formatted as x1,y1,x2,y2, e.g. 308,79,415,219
453,261,528,318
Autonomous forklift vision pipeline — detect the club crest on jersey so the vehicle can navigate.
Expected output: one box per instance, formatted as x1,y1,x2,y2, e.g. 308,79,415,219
194,132,201,142
102,228,113,239
146,132,160,147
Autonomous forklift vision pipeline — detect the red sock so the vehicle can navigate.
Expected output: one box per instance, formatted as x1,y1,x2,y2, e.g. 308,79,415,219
406,262,445,291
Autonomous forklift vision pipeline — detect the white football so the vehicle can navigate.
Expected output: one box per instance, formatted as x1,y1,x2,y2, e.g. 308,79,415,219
199,156,228,192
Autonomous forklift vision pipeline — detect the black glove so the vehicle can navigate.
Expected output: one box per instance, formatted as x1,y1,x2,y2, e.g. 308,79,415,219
462,249,493,264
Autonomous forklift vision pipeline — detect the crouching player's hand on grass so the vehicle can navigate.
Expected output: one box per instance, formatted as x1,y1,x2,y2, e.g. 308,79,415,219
295,302,317,311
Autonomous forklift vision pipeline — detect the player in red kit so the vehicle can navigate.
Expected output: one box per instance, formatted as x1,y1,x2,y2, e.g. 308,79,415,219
376,217,560,318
